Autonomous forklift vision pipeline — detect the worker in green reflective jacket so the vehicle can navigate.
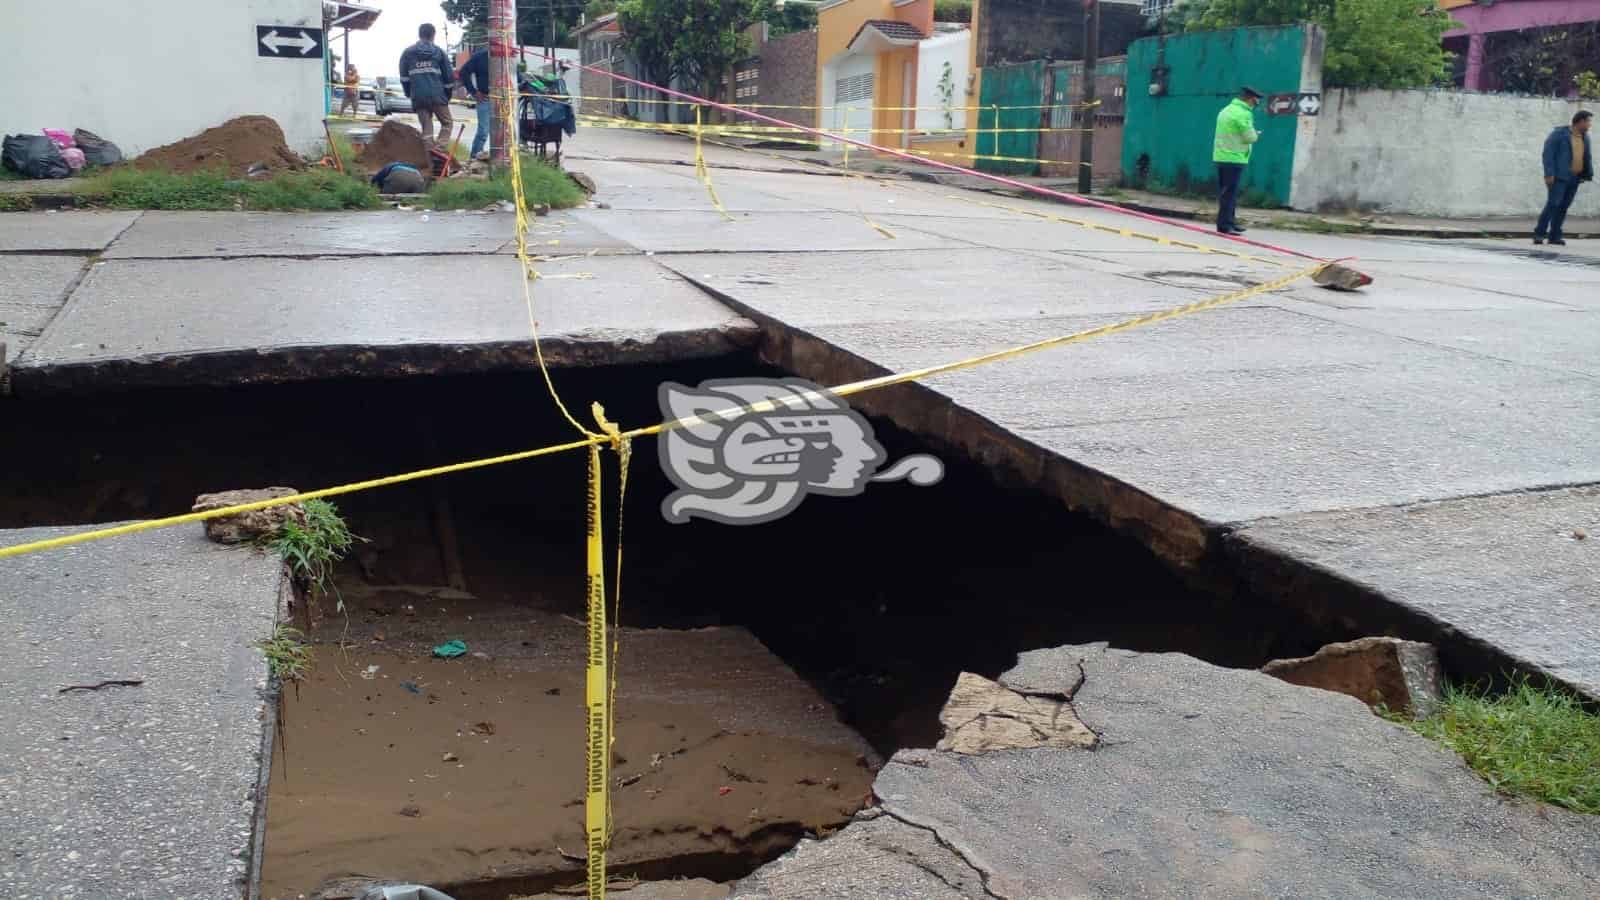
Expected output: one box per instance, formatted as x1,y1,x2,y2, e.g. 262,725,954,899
1213,86,1262,235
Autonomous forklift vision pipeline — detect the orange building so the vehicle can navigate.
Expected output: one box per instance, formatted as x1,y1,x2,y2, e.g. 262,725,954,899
815,0,978,159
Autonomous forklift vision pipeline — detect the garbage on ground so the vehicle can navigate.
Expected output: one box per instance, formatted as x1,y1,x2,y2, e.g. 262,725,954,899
74,129,123,166
357,885,457,900
432,640,467,659
2,133,72,179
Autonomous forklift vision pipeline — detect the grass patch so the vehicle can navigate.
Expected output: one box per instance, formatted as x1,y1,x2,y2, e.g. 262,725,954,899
256,623,313,684
79,166,382,211
0,167,24,181
264,498,363,613
426,153,585,210
322,132,360,171
1395,675,1600,815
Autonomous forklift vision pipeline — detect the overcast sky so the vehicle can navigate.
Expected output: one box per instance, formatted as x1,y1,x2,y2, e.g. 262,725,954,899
341,0,453,78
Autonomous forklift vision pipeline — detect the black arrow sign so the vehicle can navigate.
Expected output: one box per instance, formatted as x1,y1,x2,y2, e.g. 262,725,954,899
256,25,325,58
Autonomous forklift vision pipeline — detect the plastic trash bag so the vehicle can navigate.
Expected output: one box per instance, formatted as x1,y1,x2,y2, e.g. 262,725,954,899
61,147,86,171
357,886,458,900
73,129,124,166
42,128,74,148
2,134,72,179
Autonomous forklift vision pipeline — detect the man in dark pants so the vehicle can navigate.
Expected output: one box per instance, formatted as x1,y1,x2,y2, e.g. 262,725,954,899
399,23,456,152
1213,86,1262,235
1535,110,1593,246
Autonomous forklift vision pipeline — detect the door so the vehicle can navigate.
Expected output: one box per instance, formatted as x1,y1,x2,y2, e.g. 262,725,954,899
975,60,1046,175
830,53,876,148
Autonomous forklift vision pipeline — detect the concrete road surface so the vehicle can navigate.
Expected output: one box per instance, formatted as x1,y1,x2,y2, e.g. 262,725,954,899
0,126,1595,703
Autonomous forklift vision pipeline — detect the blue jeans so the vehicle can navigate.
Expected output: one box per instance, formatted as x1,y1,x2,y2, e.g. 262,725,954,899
1535,177,1581,241
471,99,492,157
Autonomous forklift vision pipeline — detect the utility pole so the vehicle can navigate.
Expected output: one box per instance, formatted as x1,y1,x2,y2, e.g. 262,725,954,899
1078,0,1099,194
489,0,516,164
547,0,556,74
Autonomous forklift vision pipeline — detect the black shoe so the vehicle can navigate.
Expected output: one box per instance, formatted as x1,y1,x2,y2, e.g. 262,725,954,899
1551,238,1567,246
1534,237,1545,245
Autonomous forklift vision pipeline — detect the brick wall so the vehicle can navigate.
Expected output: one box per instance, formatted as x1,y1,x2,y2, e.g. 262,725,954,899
720,30,818,127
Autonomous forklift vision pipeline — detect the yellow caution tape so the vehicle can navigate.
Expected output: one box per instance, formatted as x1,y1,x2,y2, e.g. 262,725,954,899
693,107,733,222
584,441,610,898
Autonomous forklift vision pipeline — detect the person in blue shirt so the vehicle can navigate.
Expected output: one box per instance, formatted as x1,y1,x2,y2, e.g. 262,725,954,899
1535,110,1593,246
399,23,456,151
458,48,492,160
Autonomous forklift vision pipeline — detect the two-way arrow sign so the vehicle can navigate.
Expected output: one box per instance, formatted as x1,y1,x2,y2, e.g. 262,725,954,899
1297,93,1322,116
256,25,325,58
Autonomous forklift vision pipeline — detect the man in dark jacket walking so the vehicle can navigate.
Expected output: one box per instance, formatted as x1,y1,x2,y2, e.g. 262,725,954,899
1535,110,1593,246
458,47,492,160
399,23,457,151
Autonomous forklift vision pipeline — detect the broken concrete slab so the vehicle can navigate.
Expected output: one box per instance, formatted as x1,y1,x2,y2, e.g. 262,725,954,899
729,811,987,900
1263,636,1445,718
0,256,89,381
0,210,140,252
517,879,729,900
101,210,518,258
747,306,1600,525
1232,486,1600,700
734,643,1600,899
192,486,304,544
11,255,757,393
0,521,285,900
935,671,1096,754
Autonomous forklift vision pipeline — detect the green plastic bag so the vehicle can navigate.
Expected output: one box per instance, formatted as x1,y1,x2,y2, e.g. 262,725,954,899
432,639,467,659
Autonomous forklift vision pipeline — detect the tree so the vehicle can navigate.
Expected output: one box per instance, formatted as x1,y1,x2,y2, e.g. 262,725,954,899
1181,0,1459,89
439,0,587,50
616,0,765,99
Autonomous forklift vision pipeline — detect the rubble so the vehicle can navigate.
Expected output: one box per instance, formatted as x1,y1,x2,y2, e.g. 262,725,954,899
191,487,303,544
1262,636,1446,718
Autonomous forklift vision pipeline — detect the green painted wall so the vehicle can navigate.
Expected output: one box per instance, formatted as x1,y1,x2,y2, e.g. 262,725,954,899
976,60,1046,175
1122,26,1310,206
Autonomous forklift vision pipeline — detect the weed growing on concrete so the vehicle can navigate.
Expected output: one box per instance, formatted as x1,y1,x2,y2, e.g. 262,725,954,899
1400,675,1600,815
266,499,363,616
256,623,313,684
80,167,381,211
425,153,585,210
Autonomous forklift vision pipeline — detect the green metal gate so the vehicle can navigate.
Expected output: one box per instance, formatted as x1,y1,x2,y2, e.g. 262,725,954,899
975,60,1046,175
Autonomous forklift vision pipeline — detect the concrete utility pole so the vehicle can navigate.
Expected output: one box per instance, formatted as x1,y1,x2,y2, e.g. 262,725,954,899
1078,0,1099,194
490,0,517,164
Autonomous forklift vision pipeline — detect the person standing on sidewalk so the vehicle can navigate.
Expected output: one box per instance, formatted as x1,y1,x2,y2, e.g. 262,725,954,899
1535,110,1594,246
1213,86,1262,235
458,47,493,161
339,64,360,117
399,23,456,151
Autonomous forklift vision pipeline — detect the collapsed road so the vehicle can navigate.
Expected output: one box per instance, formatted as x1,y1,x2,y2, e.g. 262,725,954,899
0,124,1596,897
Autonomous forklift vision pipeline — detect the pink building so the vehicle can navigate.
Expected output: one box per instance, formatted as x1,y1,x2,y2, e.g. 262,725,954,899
1440,0,1600,92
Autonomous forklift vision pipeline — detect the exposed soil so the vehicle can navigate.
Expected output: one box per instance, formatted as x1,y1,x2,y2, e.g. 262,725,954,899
260,616,874,900
358,120,432,175
131,115,304,176
0,362,1359,894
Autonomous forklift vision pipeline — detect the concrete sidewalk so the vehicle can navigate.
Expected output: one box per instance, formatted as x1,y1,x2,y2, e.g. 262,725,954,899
682,132,1600,240
0,522,286,899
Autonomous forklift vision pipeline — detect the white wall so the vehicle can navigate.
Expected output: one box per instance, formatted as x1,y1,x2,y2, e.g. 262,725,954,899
914,31,970,134
1292,88,1600,218
3,0,327,159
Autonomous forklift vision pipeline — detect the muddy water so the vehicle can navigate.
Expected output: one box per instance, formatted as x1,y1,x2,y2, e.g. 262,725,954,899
260,605,876,899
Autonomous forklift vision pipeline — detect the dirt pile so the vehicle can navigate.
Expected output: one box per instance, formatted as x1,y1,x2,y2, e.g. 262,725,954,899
131,115,304,176
358,119,431,174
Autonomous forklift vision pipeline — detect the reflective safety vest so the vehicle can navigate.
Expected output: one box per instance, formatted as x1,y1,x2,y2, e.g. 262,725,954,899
1213,98,1260,164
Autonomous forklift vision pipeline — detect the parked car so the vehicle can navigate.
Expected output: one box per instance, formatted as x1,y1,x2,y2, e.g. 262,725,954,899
359,79,376,101
374,76,412,116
